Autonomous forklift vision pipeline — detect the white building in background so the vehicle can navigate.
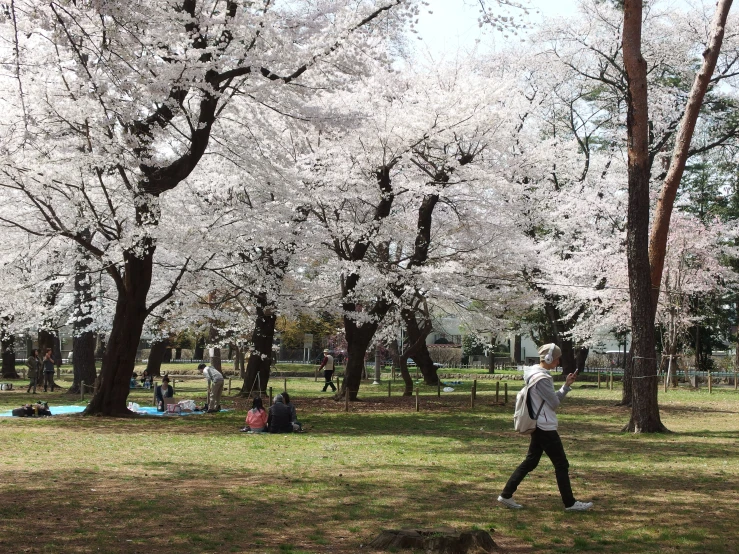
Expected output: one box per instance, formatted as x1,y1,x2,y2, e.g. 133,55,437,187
426,316,631,363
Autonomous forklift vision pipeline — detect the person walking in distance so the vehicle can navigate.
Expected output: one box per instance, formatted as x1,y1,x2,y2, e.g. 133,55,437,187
42,349,56,392
318,349,337,392
498,343,593,512
26,349,40,394
199,363,224,412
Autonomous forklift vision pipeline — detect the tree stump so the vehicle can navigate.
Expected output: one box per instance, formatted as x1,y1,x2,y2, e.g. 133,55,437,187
367,527,497,553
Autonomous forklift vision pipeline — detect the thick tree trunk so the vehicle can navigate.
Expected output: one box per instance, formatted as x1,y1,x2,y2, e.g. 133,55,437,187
1,333,18,378
337,317,379,401
194,336,205,360
559,338,577,375
38,329,55,358
622,0,667,432
69,247,97,395
619,350,633,406
240,299,276,397
648,0,733,312
514,335,522,364
175,347,182,360
162,344,173,364
84,248,154,416
403,310,438,385
146,341,167,377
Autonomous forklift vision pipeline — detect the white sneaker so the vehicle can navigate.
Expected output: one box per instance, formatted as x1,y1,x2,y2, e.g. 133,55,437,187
497,495,523,509
565,501,593,511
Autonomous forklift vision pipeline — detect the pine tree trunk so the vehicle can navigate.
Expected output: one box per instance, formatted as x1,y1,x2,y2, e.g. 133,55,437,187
622,0,667,432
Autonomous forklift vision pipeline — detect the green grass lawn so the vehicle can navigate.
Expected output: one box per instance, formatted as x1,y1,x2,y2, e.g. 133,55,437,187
0,374,737,553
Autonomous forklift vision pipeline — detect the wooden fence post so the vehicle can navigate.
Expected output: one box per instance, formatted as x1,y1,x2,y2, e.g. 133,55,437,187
388,381,391,397
415,387,419,412
284,378,287,392
597,372,601,389
708,371,712,394
504,383,508,404
437,380,441,397
315,367,318,382
228,378,232,394
609,372,613,391
496,381,500,403
345,387,349,412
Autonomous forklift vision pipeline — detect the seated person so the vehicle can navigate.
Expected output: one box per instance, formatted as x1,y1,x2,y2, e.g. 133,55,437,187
140,370,152,389
243,397,268,432
267,394,293,434
155,376,175,411
130,372,138,388
281,392,302,431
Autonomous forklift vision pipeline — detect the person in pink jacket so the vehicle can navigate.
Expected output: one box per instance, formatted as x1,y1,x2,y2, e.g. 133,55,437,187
242,397,268,433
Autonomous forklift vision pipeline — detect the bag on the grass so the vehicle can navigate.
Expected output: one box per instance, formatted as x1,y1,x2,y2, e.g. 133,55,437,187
166,403,182,414
513,373,549,435
178,400,196,411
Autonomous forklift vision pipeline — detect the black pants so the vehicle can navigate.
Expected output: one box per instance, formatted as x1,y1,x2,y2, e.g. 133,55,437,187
501,428,575,507
27,375,37,393
322,370,336,391
43,372,55,392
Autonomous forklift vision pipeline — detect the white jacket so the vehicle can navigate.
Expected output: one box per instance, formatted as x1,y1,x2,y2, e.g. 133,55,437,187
523,365,571,431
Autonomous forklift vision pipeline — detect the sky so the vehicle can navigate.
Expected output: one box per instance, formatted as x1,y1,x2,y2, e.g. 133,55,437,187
414,0,581,57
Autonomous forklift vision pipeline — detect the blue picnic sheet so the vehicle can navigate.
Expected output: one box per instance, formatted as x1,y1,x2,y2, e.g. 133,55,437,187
0,405,227,417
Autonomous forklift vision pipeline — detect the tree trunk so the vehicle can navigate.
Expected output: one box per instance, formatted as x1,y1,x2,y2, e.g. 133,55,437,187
575,347,589,372
558,338,577,375
240,298,276,397
619,350,633,406
336,317,379,401
95,334,106,359
53,334,62,370
514,335,522,364
648,0,733,312
162,344,172,363
194,335,205,360
38,329,55,358
175,347,182,360
69,245,97,394
403,310,438,385
146,341,167,377
84,248,154,416
1,333,18,379
622,0,667,432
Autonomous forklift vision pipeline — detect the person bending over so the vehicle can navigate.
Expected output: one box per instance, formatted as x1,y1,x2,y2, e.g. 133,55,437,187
498,343,593,512
199,363,224,412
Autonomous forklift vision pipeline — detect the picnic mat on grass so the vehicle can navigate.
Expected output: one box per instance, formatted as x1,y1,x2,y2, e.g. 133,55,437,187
0,405,230,417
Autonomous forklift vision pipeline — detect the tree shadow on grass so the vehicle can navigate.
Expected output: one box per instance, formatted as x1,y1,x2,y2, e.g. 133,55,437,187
0,460,737,554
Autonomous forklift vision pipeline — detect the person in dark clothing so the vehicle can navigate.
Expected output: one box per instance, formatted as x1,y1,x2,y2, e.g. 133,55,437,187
281,392,302,431
42,349,55,392
155,376,174,411
267,394,293,433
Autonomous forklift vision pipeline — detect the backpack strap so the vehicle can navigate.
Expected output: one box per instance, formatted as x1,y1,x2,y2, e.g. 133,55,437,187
525,373,549,421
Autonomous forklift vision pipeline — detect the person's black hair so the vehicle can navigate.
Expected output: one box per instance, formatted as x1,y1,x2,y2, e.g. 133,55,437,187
282,392,291,404
252,397,264,412
31,349,38,357
162,376,170,383
197,363,206,370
